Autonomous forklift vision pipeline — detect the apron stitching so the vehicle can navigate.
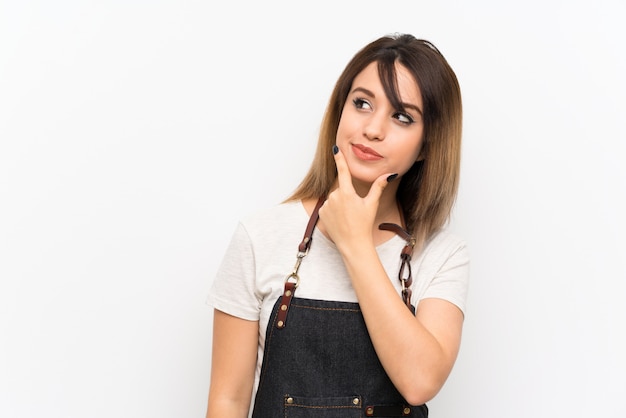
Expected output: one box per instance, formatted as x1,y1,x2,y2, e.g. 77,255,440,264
290,303,361,313
285,404,361,409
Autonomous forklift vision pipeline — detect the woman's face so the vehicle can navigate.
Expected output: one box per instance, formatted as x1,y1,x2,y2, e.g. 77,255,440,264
336,61,424,188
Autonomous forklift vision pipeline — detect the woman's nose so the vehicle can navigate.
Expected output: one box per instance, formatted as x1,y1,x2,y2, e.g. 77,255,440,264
363,113,386,141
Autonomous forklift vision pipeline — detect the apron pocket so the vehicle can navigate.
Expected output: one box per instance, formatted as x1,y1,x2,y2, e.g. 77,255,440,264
283,394,362,418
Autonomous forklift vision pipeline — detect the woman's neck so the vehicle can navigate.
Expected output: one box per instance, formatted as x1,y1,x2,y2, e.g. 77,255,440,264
375,186,402,226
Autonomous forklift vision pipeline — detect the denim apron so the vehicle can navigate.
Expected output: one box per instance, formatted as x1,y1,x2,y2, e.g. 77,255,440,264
251,198,428,418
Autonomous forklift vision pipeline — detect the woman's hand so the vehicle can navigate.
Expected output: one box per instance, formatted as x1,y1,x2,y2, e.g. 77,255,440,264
318,146,396,252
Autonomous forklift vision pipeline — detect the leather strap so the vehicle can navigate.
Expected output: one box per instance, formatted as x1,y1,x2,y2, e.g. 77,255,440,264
275,281,297,329
365,404,413,416
277,197,416,329
276,196,324,329
379,222,416,310
298,196,325,253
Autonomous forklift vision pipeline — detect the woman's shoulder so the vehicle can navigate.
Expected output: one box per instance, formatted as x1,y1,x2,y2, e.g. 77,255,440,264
418,227,468,263
241,200,304,222
238,200,309,237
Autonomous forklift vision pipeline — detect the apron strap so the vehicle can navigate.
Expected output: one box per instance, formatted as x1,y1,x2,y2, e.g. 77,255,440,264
379,222,416,311
298,196,325,252
277,197,415,329
276,196,325,329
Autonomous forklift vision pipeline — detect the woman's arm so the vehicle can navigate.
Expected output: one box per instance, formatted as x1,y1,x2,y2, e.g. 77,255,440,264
341,249,464,406
319,149,466,406
206,309,258,418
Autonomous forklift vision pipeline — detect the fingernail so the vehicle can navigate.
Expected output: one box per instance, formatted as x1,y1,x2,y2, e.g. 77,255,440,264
332,145,339,155
386,173,398,182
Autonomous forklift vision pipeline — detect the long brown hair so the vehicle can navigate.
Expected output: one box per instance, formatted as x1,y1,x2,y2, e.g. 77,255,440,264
287,33,463,248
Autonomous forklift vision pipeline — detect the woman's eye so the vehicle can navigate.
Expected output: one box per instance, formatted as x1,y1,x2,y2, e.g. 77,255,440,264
353,98,372,110
394,112,414,125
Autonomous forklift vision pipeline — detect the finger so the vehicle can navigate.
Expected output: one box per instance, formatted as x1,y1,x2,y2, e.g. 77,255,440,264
332,145,355,193
366,172,398,204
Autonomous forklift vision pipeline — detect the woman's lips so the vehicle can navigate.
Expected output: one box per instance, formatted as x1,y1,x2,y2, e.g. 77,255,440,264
351,143,383,161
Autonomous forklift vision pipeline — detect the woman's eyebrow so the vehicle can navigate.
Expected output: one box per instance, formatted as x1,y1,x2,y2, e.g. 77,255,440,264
402,102,423,116
351,86,375,97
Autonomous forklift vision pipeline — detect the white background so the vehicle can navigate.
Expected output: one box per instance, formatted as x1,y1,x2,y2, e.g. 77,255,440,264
1,1,625,417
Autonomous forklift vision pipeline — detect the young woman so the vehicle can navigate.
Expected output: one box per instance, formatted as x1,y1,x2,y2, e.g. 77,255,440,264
206,33,468,418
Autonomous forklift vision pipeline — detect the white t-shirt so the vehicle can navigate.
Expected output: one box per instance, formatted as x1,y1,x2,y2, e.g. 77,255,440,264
208,200,469,407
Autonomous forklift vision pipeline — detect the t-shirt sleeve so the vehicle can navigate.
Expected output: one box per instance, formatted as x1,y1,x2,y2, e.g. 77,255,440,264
420,238,470,315
207,222,261,321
